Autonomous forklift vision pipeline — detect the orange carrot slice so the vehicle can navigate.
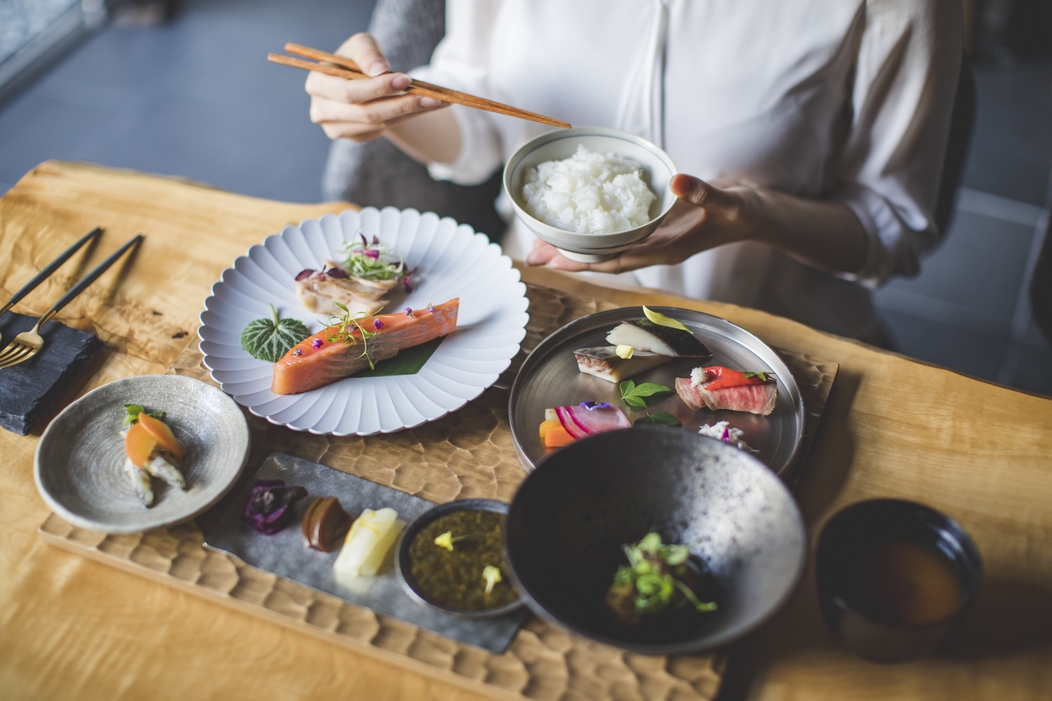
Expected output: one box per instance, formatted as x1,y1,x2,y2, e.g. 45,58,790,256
125,422,158,468
137,413,183,458
539,420,561,440
543,425,575,448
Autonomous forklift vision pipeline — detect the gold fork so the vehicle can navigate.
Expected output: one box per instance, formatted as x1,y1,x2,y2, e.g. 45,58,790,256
0,234,144,370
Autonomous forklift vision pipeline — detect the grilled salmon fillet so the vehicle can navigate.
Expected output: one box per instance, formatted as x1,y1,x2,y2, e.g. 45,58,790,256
272,298,458,395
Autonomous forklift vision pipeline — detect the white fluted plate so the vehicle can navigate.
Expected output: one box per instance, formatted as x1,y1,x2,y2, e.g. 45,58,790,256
199,207,529,436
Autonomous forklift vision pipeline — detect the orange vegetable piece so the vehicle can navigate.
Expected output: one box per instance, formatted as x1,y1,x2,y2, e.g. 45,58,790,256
137,413,184,458
125,421,158,468
539,420,562,440
543,425,575,448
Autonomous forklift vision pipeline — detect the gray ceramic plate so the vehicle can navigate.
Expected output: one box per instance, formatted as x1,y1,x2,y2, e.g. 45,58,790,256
35,375,250,534
509,307,805,474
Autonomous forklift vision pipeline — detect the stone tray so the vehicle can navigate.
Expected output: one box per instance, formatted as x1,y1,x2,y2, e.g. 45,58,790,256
39,283,838,701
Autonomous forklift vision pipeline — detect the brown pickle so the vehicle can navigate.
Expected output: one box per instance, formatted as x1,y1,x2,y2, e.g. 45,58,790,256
408,510,518,611
302,496,352,552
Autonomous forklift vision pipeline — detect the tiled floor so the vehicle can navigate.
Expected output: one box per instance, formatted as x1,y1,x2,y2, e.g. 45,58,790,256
1,2,1050,397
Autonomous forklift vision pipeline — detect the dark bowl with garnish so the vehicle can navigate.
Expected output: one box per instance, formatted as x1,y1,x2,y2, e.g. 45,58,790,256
504,426,806,654
396,499,524,620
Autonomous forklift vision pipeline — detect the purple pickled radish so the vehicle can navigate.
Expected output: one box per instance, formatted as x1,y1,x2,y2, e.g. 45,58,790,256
241,479,308,535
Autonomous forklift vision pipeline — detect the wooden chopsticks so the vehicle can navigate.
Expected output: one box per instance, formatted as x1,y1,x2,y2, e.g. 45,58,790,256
269,43,571,130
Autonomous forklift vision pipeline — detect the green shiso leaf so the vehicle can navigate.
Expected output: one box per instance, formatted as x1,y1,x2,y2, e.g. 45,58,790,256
619,380,674,410
123,404,164,426
240,305,311,362
634,412,681,427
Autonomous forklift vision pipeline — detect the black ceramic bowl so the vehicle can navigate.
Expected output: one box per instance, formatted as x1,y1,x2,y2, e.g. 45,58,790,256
396,499,524,620
816,499,982,663
504,427,807,655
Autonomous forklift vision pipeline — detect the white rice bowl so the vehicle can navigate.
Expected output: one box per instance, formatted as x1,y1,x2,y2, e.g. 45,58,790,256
521,145,657,234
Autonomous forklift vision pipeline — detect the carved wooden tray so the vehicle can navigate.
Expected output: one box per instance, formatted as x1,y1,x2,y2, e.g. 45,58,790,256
39,283,837,701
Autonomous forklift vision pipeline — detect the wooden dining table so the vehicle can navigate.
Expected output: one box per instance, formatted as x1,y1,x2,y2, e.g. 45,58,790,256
1,161,1050,701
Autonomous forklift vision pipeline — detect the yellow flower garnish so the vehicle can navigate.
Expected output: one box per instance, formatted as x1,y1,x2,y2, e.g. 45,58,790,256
615,344,634,359
482,565,502,594
642,306,690,333
434,531,455,551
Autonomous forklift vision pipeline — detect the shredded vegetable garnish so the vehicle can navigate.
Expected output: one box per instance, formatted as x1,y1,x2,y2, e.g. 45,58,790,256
342,233,406,283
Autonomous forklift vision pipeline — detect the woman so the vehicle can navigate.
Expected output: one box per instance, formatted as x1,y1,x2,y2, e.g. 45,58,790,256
306,0,962,341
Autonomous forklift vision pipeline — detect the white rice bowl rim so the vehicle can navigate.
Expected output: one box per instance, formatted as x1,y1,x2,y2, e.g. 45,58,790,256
503,127,678,251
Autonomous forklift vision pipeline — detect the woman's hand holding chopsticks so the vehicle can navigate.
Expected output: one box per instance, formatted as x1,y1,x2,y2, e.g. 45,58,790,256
305,33,455,156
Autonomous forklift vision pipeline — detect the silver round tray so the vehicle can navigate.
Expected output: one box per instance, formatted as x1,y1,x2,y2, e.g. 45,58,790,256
508,307,805,475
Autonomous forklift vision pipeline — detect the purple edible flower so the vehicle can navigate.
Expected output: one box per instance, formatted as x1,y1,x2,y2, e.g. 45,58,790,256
405,307,414,317
312,338,323,349
325,267,349,279
721,428,730,442
373,319,384,330
371,235,380,245
241,479,308,535
317,273,326,281
295,269,314,282
427,304,436,314
580,401,612,410
399,268,416,294
359,232,368,247
293,347,303,356
364,249,380,260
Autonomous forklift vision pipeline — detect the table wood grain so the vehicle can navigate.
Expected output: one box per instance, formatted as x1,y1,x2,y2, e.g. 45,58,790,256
2,161,1050,701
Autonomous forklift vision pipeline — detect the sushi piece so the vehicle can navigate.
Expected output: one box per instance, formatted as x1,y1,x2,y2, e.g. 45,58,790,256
272,298,459,395
123,411,187,505
123,458,154,507
574,346,673,383
605,319,711,358
333,507,404,579
675,366,777,416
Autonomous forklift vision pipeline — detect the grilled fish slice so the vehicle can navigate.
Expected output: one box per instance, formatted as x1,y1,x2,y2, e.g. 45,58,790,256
272,298,459,395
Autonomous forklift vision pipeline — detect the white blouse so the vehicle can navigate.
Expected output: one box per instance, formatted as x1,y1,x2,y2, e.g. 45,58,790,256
410,0,963,339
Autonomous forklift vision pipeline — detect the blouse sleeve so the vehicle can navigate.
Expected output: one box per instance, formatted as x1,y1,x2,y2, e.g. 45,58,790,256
834,0,963,286
407,0,505,185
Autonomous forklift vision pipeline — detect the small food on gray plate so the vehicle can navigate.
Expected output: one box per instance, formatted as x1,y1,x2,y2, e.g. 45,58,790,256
122,404,187,507
333,507,404,580
241,479,309,534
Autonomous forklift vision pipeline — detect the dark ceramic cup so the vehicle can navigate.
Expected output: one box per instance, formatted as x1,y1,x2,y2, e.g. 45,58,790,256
816,499,982,663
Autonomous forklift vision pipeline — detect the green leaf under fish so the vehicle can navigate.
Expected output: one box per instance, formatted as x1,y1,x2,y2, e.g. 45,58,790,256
241,305,311,362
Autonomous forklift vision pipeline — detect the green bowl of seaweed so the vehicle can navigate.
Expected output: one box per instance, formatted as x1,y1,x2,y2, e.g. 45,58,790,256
396,499,523,619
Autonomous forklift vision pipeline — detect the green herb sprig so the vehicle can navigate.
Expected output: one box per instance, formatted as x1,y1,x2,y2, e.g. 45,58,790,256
240,305,311,362
608,533,716,620
618,380,674,410
326,302,379,370
634,412,681,427
742,371,773,382
342,233,405,282
123,404,164,427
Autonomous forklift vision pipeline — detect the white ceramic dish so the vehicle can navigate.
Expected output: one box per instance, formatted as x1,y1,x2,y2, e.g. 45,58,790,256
198,207,529,435
503,127,678,263
35,374,250,534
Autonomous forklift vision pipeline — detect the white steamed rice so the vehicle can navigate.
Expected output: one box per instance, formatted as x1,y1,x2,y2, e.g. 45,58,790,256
521,144,656,234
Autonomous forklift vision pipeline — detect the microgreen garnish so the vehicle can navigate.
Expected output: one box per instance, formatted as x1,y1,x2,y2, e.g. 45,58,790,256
342,233,406,283
618,380,674,410
326,302,379,370
634,412,681,427
742,371,773,382
606,533,716,623
123,404,164,427
482,565,502,594
240,304,311,362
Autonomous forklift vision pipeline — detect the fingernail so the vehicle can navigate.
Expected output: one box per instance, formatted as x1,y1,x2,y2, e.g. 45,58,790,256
391,75,410,90
419,96,442,108
367,61,389,77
